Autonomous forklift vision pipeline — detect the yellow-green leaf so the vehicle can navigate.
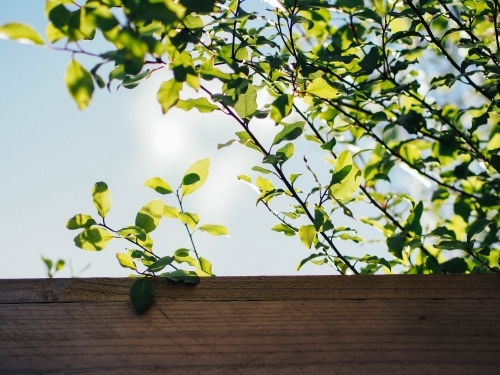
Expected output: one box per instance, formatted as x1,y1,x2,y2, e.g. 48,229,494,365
234,84,257,118
178,212,199,230
298,225,316,249
181,158,210,196
117,226,147,241
66,214,96,230
92,182,111,218
0,22,44,45
306,76,338,99
198,257,214,276
198,224,230,237
135,199,164,233
163,204,179,218
74,226,114,251
143,177,173,194
116,252,137,270
175,97,219,113
65,60,94,110
330,150,362,200
157,78,182,113
174,248,199,268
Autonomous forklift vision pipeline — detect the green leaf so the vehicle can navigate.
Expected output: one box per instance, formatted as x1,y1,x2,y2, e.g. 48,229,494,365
298,225,316,249
276,142,294,163
320,137,336,151
135,199,164,233
182,173,200,186
467,218,494,243
65,60,94,110
157,78,182,113
306,76,338,99
199,257,214,276
163,204,179,218
252,166,273,174
173,248,199,268
130,278,154,313
66,214,96,230
387,232,406,259
271,223,296,236
0,22,44,45
434,240,468,250
272,122,305,146
198,224,230,237
175,97,219,113
178,212,199,230
181,158,210,196
143,177,173,194
329,150,361,200
234,84,257,118
296,253,324,271
74,226,114,251
92,182,111,219
270,94,293,123
165,269,200,284
147,256,174,272
117,226,147,241
116,252,137,270
440,257,469,274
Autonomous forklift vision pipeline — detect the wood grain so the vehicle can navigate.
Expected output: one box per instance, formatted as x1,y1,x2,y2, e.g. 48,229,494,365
1,275,499,303
0,276,499,374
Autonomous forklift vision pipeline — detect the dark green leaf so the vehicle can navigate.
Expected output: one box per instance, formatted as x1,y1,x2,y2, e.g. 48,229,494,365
182,173,201,186
130,278,154,313
166,270,200,284
440,257,468,274
147,256,174,272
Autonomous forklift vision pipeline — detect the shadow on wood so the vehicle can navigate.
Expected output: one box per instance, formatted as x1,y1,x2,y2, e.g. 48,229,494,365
0,275,499,374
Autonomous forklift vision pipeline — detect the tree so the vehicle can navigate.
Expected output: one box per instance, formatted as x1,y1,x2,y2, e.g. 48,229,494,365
1,0,499,278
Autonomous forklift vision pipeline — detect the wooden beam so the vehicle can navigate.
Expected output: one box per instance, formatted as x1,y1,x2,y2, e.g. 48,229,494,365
0,276,499,374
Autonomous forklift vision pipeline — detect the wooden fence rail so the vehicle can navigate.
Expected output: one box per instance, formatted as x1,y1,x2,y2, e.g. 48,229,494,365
1,275,499,374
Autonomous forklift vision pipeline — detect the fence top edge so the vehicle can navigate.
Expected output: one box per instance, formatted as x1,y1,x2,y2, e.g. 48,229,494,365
0,275,498,304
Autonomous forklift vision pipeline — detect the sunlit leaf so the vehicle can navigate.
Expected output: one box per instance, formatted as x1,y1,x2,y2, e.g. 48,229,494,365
157,78,182,113
117,226,147,241
0,22,44,45
66,214,96,230
66,60,94,110
178,212,199,230
116,252,137,270
298,225,316,249
176,97,219,113
330,150,361,200
135,199,164,233
272,122,305,146
181,158,210,196
74,226,114,251
173,248,199,268
143,177,173,194
306,76,338,99
271,223,296,236
163,204,179,218
198,224,230,237
234,84,257,118
92,182,111,219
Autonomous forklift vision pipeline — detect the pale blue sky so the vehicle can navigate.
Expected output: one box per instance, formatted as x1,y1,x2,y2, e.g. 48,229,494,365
0,1,386,278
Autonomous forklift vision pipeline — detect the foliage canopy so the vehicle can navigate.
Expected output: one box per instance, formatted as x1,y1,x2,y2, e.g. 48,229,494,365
2,0,500,278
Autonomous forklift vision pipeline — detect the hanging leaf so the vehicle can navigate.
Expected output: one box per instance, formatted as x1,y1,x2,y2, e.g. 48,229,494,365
176,97,219,113
173,248,199,268
178,212,199,230
298,225,316,249
271,223,296,236
330,150,361,200
65,60,94,110
130,278,154,313
467,218,494,243
157,78,182,113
